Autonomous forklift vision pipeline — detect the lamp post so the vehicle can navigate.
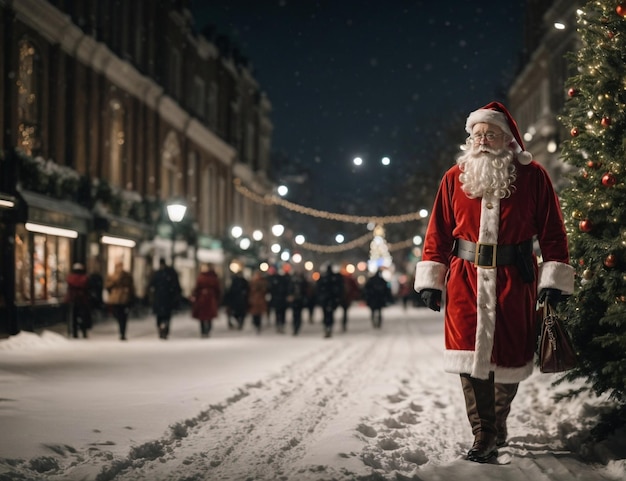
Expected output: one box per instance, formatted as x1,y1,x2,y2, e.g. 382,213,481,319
166,200,187,265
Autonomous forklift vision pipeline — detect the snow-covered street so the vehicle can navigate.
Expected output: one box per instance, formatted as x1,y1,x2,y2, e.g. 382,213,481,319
1,304,624,480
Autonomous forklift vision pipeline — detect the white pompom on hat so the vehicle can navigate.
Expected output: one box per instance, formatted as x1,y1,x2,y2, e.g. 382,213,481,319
465,101,533,165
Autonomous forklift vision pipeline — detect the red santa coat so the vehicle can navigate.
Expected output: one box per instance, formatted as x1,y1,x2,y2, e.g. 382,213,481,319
414,159,574,383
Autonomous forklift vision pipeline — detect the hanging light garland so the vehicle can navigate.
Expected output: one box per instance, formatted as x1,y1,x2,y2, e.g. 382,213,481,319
234,178,426,253
234,178,428,224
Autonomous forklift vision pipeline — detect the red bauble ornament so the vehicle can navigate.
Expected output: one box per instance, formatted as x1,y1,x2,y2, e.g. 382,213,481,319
579,258,585,266
604,254,616,268
587,160,601,169
601,116,612,127
568,88,578,98
617,4,626,17
571,127,580,137
579,219,593,232
602,172,617,187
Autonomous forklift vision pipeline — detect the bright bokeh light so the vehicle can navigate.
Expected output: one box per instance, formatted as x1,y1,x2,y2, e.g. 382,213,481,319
419,209,429,218
311,271,320,281
413,235,423,246
335,234,344,244
381,156,390,166
357,261,367,271
229,261,242,273
271,243,281,253
271,224,285,236
231,225,243,238
280,251,290,261
353,157,363,166
259,262,269,272
554,22,565,30
239,238,251,250
345,264,355,274
292,253,302,263
277,185,289,197
252,230,263,241
304,261,314,271
166,202,187,223
295,234,305,245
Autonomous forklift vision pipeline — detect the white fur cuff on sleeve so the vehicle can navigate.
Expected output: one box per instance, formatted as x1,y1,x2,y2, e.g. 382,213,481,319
538,261,575,295
414,261,447,292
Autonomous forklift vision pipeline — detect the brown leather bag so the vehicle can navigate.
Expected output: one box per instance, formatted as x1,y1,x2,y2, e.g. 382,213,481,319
539,304,577,373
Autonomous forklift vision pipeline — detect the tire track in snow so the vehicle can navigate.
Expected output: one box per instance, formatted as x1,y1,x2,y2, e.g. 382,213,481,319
106,334,395,480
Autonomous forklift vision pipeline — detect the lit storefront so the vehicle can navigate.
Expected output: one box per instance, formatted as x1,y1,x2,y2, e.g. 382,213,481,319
94,214,151,304
13,190,91,331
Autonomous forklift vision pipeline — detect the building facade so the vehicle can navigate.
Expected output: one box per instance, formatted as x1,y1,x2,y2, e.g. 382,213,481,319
508,0,586,189
0,0,275,335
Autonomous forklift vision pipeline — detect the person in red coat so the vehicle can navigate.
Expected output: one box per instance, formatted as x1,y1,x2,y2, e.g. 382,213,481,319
191,263,221,338
65,262,92,338
414,102,574,463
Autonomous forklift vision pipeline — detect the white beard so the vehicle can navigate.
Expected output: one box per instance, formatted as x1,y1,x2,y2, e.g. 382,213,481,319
457,147,516,199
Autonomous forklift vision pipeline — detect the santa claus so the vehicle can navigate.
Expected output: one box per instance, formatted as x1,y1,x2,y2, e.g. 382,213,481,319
414,101,574,463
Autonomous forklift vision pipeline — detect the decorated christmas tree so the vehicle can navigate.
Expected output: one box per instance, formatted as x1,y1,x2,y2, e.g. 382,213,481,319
558,0,626,435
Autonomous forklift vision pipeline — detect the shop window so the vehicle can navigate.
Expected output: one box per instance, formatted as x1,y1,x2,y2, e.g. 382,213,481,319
14,225,70,304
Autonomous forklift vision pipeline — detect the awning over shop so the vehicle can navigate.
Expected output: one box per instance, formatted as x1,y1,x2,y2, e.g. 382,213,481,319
94,213,151,241
18,190,91,234
0,192,22,223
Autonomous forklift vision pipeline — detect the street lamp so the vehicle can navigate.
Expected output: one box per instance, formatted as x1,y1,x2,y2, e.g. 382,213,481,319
166,200,187,264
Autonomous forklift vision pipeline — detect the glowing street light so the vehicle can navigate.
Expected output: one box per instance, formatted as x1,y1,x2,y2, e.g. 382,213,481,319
271,224,285,237
231,225,243,238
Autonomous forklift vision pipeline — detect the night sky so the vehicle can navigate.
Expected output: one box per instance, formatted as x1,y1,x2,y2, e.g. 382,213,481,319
190,0,526,213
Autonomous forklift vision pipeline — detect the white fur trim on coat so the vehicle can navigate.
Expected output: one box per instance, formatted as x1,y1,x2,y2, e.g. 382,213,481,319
414,260,447,292
538,261,575,295
444,350,534,383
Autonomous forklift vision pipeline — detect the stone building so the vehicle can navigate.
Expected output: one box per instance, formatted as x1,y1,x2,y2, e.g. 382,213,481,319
0,0,275,334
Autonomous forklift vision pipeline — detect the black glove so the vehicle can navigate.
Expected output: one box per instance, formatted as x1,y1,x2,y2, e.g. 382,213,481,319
420,288,442,312
538,288,561,309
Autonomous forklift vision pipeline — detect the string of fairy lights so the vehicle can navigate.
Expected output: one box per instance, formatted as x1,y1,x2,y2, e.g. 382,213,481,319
233,179,427,253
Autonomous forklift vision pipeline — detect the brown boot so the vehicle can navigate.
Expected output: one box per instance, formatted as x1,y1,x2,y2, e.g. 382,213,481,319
495,382,518,446
460,373,498,463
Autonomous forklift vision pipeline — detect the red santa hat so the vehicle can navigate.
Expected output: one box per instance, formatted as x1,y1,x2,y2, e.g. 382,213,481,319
465,101,532,165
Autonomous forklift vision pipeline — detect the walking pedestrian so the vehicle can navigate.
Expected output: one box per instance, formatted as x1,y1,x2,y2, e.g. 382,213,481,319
316,264,344,338
339,270,360,332
288,271,308,335
225,271,249,330
105,260,135,341
191,263,221,338
268,269,290,333
413,101,573,463
364,269,390,328
64,262,92,338
248,270,268,334
148,258,182,339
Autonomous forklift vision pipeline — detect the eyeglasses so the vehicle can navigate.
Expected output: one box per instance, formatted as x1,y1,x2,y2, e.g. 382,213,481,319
469,133,504,142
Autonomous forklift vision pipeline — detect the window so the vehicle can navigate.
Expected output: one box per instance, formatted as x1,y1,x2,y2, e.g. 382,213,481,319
17,40,42,155
109,99,125,187
14,225,70,304
192,76,206,119
161,131,182,198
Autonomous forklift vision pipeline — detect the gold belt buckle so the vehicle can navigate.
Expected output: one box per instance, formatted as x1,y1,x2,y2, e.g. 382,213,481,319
475,242,497,268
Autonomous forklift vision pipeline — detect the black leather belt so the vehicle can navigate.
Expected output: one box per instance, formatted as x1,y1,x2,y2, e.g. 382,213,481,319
453,238,533,268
